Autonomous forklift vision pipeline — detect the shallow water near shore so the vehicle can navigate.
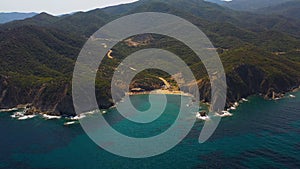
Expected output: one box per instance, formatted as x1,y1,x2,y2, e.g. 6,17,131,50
0,92,300,169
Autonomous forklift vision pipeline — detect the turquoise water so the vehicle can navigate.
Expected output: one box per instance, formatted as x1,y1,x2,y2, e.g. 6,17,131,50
0,92,300,169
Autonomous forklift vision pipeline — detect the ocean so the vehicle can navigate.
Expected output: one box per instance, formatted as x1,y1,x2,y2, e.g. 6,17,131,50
0,92,299,169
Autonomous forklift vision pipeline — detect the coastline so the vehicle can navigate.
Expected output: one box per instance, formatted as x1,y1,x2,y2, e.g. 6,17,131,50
0,90,298,125
1,86,299,119
126,89,193,97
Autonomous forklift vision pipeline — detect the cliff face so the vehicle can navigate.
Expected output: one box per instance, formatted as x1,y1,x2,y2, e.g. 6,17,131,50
226,64,266,103
0,75,37,108
0,75,116,116
198,64,300,107
0,75,74,116
227,64,299,101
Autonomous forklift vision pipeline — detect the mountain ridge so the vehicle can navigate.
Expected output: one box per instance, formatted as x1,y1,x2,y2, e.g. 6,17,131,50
0,12,38,24
206,0,294,11
0,0,299,115
256,0,300,20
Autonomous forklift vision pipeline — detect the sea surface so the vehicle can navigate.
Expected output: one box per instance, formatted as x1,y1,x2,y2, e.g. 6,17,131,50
0,92,300,169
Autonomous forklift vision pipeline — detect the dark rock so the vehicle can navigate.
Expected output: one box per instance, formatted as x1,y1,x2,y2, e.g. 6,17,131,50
199,111,207,117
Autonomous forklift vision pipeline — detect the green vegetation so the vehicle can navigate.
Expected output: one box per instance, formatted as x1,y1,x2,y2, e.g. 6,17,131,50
0,0,299,115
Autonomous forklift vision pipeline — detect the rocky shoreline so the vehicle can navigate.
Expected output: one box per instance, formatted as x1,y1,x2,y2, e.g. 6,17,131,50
1,74,299,116
1,86,298,118
3,89,298,124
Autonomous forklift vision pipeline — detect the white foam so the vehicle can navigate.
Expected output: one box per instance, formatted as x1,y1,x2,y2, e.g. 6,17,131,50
215,111,233,117
242,98,248,102
42,114,61,120
18,115,36,120
0,108,18,112
64,121,76,126
289,94,296,98
11,111,24,118
196,113,210,121
83,110,96,115
69,114,86,120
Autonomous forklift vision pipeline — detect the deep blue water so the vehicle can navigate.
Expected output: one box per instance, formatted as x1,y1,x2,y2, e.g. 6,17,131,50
0,92,300,169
